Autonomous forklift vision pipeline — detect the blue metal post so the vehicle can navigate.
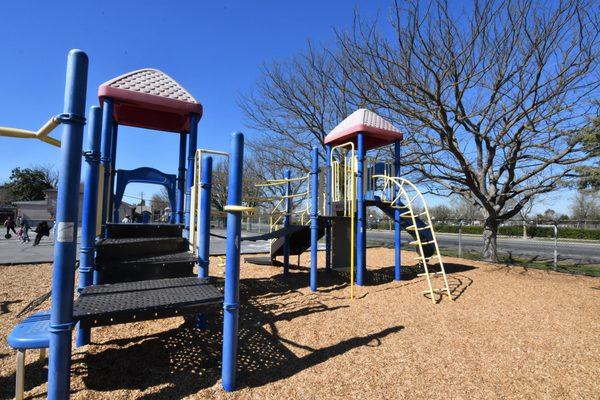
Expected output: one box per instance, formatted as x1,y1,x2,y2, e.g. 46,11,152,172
283,169,291,277
198,155,212,278
325,144,332,272
176,132,187,224
76,106,101,347
99,98,114,235
184,114,199,238
109,124,119,222
310,147,319,292
356,133,366,286
48,49,88,400
394,139,402,281
222,132,244,392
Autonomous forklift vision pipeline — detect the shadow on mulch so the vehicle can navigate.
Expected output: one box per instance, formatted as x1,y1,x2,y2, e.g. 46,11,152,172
64,276,404,399
0,358,47,400
0,300,21,315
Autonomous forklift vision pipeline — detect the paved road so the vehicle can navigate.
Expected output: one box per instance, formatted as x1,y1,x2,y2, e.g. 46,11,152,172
0,229,273,265
1,227,597,265
366,230,600,263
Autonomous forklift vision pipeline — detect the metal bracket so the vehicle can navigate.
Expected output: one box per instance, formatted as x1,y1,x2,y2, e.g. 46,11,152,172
56,113,86,126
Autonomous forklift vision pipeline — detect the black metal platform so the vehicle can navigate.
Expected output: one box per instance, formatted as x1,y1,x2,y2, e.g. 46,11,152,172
73,277,223,328
105,223,184,238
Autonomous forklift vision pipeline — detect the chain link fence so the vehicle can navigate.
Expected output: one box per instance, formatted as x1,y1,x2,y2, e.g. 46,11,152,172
232,213,599,277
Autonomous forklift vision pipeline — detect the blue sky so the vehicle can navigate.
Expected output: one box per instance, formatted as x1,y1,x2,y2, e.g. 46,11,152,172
0,1,384,203
0,0,572,214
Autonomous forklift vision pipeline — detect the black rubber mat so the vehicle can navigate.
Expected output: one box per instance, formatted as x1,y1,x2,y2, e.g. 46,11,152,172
73,277,222,328
106,223,183,239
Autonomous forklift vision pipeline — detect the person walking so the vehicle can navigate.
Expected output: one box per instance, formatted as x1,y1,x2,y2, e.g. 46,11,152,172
21,219,30,243
33,221,50,246
4,216,17,238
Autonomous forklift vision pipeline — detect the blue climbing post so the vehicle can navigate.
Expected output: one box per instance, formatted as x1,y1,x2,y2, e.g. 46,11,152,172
109,124,119,222
48,49,88,400
176,132,187,224
310,147,319,291
198,155,213,278
99,98,114,236
76,105,102,347
184,114,199,238
394,139,402,281
222,132,244,392
325,144,332,272
283,169,291,277
356,133,365,286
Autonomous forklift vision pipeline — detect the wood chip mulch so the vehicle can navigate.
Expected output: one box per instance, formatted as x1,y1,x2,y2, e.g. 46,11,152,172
0,248,598,399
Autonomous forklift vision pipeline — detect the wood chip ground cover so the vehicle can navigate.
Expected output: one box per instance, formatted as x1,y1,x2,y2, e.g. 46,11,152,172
0,248,598,399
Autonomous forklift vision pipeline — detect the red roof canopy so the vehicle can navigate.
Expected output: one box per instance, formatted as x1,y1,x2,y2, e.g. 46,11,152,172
325,109,403,150
98,69,202,133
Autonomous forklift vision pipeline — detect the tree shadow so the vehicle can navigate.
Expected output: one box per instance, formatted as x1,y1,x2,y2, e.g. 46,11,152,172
0,357,47,400
0,299,22,315
74,276,404,399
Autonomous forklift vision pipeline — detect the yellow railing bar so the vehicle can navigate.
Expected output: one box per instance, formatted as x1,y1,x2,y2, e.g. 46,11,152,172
330,141,356,299
0,116,62,147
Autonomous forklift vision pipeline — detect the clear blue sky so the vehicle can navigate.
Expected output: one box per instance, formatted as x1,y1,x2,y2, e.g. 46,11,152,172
0,0,385,201
0,0,571,213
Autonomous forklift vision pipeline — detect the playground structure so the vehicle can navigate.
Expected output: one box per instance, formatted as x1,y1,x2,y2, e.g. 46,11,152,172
2,50,451,399
244,109,452,301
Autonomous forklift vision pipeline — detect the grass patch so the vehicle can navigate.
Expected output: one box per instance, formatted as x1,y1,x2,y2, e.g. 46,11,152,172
439,248,600,277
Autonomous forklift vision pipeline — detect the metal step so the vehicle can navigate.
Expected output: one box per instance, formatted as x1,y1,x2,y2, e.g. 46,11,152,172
96,237,188,260
105,223,183,239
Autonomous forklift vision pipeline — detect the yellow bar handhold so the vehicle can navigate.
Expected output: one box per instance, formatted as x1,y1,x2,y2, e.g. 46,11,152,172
0,116,62,147
224,205,256,212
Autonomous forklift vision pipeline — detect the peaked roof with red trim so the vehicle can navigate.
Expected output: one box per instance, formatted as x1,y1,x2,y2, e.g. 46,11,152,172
325,109,403,150
99,69,202,133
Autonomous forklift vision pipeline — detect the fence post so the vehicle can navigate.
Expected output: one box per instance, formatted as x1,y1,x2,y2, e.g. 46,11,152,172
553,223,558,271
458,220,463,258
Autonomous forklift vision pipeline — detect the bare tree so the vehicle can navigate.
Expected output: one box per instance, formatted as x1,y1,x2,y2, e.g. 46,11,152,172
334,0,599,261
150,188,170,212
240,44,363,176
240,0,599,262
570,189,600,224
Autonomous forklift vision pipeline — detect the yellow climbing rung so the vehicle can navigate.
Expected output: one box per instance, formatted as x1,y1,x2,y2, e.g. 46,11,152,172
417,271,444,277
413,254,440,261
421,288,449,294
409,239,435,246
406,224,430,231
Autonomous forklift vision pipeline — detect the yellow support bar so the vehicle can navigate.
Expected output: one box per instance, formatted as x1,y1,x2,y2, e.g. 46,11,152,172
0,116,62,147
224,205,256,212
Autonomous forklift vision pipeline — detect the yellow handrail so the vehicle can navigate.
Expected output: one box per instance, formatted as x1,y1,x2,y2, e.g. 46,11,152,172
330,142,356,299
0,116,62,147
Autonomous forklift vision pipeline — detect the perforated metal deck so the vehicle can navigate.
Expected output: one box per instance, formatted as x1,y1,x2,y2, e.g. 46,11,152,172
73,277,223,328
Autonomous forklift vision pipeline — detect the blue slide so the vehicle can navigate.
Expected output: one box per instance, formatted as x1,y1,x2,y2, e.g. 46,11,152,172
366,198,436,258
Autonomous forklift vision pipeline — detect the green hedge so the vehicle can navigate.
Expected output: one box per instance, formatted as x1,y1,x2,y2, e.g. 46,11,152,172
432,224,600,241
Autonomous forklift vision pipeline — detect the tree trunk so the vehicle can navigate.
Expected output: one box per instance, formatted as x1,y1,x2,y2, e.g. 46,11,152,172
483,217,499,262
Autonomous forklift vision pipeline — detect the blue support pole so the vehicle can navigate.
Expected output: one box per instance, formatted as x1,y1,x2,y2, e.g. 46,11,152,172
356,133,366,286
48,49,88,400
283,169,291,277
99,98,114,236
310,147,319,292
184,114,199,238
176,132,187,224
109,124,119,222
76,105,102,347
222,132,244,392
394,139,402,281
325,144,332,272
198,155,213,278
